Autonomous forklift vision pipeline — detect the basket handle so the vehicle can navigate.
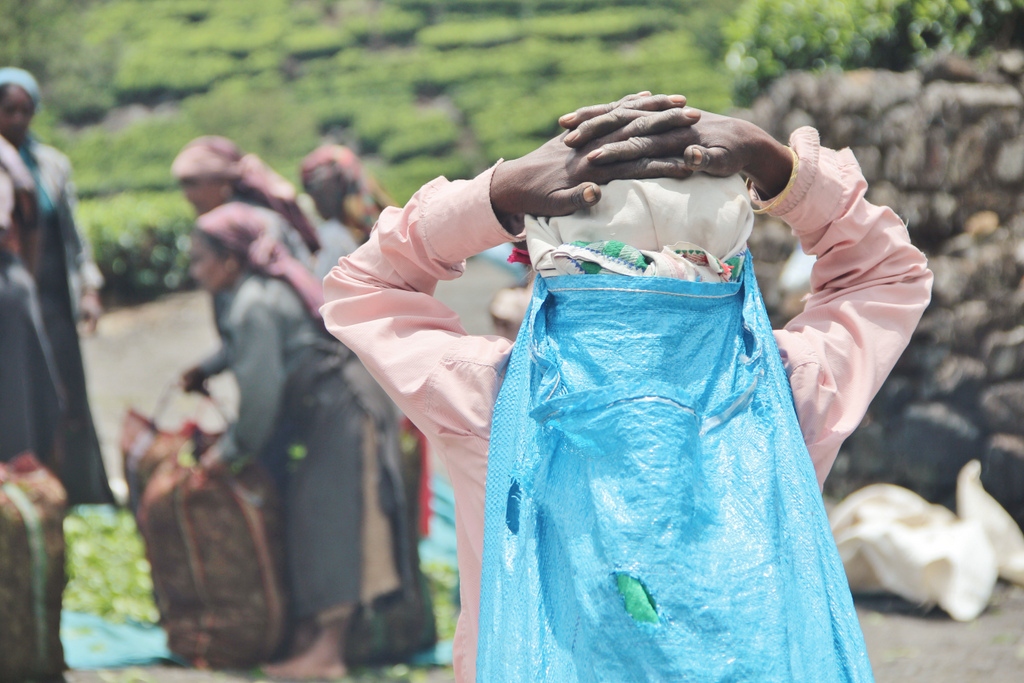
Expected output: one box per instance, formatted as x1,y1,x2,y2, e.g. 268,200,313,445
151,381,233,430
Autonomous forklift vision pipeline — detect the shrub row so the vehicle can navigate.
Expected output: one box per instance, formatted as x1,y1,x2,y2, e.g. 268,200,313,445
416,9,673,49
77,191,195,303
344,7,426,45
391,0,692,13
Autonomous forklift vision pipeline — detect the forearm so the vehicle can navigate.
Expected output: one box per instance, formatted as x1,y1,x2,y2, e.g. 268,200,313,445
197,346,229,378
62,171,105,292
769,127,933,485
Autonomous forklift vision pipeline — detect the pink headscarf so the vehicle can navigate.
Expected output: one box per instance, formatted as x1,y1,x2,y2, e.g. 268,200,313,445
172,136,321,253
300,145,393,234
194,202,324,320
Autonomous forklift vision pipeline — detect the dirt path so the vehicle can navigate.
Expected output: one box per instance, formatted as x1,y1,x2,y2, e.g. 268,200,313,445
78,258,1024,682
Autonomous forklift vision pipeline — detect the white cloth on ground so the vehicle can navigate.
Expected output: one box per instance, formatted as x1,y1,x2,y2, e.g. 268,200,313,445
829,460,1024,621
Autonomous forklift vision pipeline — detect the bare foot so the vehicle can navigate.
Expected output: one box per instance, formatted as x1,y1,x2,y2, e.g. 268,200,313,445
264,620,348,680
263,658,347,681
288,620,318,658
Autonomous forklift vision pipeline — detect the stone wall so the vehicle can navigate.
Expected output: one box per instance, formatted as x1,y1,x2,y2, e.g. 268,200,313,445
739,52,1024,525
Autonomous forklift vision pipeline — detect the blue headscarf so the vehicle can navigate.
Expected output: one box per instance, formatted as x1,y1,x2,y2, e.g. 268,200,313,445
0,68,51,217
0,67,41,108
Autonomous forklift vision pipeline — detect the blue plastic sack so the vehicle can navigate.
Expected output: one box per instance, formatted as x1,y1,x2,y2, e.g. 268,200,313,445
477,254,874,682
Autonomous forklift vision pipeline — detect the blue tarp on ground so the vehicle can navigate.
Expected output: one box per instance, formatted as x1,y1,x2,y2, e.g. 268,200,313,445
62,611,176,670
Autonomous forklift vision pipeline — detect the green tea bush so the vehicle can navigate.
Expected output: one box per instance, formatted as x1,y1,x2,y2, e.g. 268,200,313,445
65,118,200,197
292,60,407,130
564,29,733,112
455,27,732,160
284,26,353,59
45,42,119,125
349,97,425,151
113,47,241,101
725,0,1024,103
344,7,426,44
181,79,321,180
412,40,561,92
176,14,286,56
379,111,461,162
375,153,475,204
527,8,669,41
391,0,524,14
418,17,525,49
467,92,562,159
536,0,696,9
78,191,195,301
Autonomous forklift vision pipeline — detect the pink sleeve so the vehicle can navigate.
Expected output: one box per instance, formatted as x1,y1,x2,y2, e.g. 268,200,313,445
763,127,934,487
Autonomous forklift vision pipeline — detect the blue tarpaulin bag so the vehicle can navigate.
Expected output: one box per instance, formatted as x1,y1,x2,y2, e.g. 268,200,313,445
477,254,874,682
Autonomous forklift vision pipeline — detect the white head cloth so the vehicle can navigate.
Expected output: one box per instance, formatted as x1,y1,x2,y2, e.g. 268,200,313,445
526,175,754,279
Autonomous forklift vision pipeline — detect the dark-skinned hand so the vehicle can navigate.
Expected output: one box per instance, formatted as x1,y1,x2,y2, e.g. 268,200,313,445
78,290,103,336
559,96,793,199
489,92,702,233
180,365,211,396
199,444,227,473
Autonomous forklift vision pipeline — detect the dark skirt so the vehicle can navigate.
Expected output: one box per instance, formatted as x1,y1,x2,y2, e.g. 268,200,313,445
30,204,113,505
260,344,410,620
0,252,61,465
35,280,112,505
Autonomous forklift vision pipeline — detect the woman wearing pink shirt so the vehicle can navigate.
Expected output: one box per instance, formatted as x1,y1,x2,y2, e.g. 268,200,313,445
322,95,932,681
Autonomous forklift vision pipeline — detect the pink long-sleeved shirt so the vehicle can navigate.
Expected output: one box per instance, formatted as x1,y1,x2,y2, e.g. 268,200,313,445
322,126,933,681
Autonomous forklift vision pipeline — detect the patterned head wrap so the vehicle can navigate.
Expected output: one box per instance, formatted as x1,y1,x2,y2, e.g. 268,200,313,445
173,136,321,253
300,145,393,234
0,67,41,108
526,175,754,280
193,202,324,320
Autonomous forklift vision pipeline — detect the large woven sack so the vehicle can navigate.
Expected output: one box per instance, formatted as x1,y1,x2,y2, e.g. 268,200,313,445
347,419,437,665
0,454,67,681
138,460,287,669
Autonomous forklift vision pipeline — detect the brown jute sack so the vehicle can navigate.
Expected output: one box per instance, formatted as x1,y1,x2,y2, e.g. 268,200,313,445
137,460,287,669
0,454,67,682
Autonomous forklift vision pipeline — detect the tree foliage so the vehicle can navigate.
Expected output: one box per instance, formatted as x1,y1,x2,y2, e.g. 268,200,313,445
725,0,1024,103
0,0,118,122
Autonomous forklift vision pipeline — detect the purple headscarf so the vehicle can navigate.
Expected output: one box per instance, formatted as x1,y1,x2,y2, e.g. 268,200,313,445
194,202,324,320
